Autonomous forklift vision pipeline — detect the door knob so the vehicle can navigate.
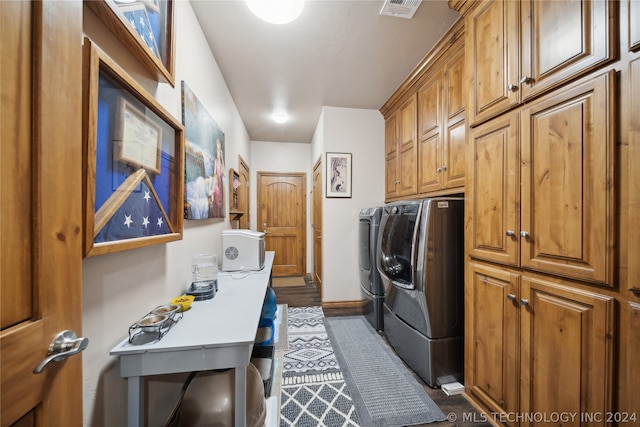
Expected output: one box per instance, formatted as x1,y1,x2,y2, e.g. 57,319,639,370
34,330,89,374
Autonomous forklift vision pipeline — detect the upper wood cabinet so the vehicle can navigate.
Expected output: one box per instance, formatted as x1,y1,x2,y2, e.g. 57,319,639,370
466,0,615,127
382,19,465,201
385,95,418,199
468,71,615,285
418,42,466,193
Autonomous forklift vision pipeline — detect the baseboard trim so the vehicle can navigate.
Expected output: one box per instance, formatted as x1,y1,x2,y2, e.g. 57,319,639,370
321,300,367,310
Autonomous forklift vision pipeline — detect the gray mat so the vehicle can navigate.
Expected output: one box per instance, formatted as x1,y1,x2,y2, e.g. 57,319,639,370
324,316,447,427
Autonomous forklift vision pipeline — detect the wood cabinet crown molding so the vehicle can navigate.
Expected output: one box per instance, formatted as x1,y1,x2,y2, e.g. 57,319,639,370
380,17,464,118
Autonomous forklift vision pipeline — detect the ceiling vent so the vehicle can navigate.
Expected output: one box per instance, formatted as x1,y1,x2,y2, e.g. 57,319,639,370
380,0,422,19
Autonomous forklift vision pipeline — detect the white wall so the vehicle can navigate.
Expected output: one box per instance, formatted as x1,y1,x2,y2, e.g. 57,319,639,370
82,2,251,425
312,107,385,302
250,141,313,274
81,3,385,425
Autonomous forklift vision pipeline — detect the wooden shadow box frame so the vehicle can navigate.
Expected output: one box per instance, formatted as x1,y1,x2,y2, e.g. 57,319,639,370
82,38,184,257
85,0,176,86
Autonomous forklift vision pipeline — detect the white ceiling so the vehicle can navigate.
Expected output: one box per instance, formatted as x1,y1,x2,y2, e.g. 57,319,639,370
189,0,460,143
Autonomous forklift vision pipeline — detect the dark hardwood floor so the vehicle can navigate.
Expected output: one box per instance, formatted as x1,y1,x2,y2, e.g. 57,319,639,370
273,279,490,427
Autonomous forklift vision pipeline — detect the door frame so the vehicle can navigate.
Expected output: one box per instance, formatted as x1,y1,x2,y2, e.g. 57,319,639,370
312,156,323,298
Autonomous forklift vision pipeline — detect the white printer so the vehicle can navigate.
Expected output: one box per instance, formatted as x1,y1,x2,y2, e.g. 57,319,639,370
221,229,265,271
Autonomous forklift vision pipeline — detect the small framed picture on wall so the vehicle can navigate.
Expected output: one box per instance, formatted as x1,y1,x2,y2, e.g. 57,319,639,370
326,152,352,198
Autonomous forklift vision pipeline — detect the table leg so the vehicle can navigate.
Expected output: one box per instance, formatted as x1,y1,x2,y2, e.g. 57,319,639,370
128,376,144,427
235,366,247,427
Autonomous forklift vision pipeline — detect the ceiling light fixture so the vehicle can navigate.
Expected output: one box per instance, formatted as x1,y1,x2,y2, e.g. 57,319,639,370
272,112,289,123
245,0,304,25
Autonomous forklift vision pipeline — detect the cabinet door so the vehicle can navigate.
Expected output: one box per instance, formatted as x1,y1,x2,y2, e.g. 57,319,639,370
467,263,520,422
466,0,519,126
418,71,443,193
520,71,614,285
520,275,613,425
385,114,399,199
468,112,519,266
398,95,418,196
443,47,466,189
520,0,614,101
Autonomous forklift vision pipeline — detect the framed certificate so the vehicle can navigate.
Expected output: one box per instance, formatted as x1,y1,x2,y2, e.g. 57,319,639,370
82,38,184,257
115,99,163,175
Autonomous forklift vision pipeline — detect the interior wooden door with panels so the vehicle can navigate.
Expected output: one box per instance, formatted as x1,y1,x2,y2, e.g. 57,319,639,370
257,172,306,277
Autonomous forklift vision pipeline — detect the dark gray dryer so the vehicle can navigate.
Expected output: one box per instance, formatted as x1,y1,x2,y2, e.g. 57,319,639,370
377,198,464,387
358,206,384,331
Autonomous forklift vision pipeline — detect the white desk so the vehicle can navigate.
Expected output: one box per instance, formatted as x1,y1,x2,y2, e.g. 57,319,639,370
110,252,274,427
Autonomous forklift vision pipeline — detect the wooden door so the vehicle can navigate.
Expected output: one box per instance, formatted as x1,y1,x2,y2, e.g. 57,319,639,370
384,114,399,200
417,70,443,194
520,71,614,285
519,274,613,426
442,45,466,190
397,95,418,196
237,155,250,229
467,263,520,423
1,1,84,425
628,57,640,291
312,158,323,298
520,0,614,101
257,172,306,276
466,0,520,126
468,112,520,266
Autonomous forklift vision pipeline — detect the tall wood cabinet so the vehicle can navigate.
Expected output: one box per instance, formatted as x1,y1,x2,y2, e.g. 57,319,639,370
382,18,465,202
466,0,615,126
455,0,625,423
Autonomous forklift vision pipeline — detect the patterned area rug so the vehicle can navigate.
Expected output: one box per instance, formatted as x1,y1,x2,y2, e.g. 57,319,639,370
280,306,360,427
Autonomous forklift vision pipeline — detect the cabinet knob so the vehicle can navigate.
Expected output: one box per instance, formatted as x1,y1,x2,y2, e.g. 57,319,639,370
508,83,518,91
520,298,529,306
506,230,516,237
442,165,448,171
520,230,530,238
520,76,532,84
507,294,516,301
437,167,442,173
395,180,400,184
